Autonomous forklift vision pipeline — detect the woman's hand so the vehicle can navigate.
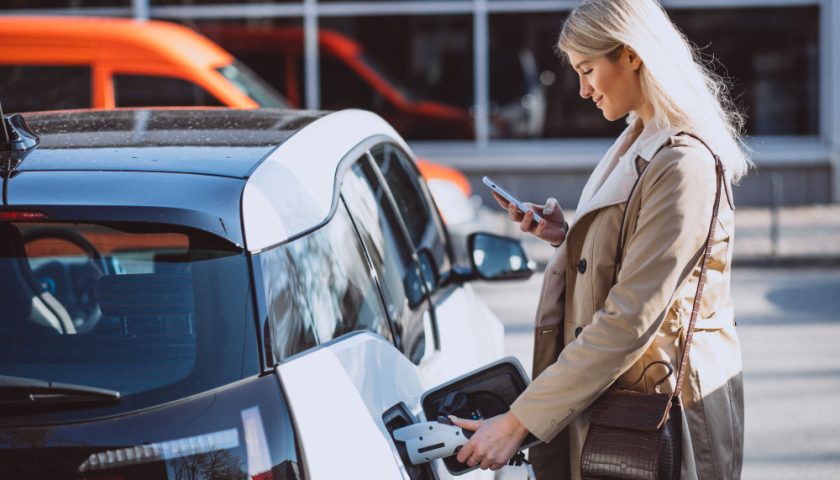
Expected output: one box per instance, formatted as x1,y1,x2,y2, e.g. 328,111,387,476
491,192,568,246
450,411,530,471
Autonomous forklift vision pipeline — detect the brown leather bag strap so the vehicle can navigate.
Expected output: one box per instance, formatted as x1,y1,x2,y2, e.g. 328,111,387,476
611,132,724,401
671,133,724,400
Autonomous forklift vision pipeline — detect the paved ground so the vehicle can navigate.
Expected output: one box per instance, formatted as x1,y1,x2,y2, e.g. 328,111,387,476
475,268,840,480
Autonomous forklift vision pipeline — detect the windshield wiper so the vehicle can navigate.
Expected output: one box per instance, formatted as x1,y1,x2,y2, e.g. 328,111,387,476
0,374,121,406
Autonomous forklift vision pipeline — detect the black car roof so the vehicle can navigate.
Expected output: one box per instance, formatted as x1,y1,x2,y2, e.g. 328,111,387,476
20,109,326,178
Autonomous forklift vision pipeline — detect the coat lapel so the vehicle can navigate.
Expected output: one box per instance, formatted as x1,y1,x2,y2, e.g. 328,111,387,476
571,118,681,230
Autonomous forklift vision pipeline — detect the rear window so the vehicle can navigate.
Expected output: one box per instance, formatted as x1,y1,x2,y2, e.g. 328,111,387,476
0,221,253,414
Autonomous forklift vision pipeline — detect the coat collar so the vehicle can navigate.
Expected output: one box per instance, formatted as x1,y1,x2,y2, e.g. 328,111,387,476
573,116,680,224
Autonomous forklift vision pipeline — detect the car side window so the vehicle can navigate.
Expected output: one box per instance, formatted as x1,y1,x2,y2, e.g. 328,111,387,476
114,74,224,107
0,65,91,112
370,144,451,279
341,156,434,364
259,201,392,362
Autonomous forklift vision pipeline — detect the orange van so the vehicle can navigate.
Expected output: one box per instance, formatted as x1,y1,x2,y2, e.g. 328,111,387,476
0,16,286,113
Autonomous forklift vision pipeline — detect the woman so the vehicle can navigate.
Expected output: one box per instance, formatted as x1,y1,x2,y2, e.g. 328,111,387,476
451,1,748,478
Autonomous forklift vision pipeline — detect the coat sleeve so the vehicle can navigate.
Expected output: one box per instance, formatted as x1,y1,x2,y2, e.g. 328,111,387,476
510,143,717,442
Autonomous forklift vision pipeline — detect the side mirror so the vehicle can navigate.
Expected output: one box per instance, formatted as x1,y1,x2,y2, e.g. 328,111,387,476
468,232,533,281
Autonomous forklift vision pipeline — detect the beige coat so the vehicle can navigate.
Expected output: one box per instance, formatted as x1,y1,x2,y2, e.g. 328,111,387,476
510,121,744,480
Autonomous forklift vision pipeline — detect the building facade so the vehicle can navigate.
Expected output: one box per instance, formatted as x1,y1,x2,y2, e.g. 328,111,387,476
3,0,839,205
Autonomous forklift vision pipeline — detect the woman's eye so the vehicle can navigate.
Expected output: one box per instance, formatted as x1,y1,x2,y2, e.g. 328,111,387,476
583,69,593,76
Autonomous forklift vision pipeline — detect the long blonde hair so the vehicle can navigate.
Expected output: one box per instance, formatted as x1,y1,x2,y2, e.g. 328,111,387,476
558,0,752,181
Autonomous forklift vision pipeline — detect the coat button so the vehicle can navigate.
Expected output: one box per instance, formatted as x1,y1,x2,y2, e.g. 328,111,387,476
578,259,587,274
574,326,583,338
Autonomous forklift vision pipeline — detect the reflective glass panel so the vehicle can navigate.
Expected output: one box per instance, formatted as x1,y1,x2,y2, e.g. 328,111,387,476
488,6,819,138
320,15,475,140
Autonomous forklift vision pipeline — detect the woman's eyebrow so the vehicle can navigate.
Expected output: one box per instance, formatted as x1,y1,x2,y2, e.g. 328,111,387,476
574,60,590,70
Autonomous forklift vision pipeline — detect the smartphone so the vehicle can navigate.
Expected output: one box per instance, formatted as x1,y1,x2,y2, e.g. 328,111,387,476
482,176,544,224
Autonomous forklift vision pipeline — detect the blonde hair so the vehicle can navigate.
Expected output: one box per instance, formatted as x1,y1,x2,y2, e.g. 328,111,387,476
558,0,752,181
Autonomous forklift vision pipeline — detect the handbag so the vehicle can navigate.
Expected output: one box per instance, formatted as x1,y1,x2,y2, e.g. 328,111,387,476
580,134,725,480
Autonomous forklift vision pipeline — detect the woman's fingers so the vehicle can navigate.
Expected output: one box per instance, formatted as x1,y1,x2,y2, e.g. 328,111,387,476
491,191,510,210
542,197,564,222
449,416,483,432
519,210,535,232
508,202,525,222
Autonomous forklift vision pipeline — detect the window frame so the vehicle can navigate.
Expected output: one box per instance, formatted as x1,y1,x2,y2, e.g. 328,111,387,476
341,150,443,362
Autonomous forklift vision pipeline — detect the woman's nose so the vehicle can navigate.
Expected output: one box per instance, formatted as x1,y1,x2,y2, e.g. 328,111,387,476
579,77,593,99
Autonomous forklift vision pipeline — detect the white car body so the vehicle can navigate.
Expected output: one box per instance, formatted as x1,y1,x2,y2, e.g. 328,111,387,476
243,110,505,478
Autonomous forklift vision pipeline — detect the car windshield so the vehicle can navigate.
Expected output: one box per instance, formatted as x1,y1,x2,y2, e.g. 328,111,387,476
0,221,253,413
217,60,288,108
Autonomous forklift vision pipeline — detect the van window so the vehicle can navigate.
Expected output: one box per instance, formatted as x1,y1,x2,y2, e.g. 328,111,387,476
114,74,224,107
0,65,91,113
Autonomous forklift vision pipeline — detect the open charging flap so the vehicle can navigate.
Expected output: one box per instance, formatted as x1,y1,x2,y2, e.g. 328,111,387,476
420,356,541,475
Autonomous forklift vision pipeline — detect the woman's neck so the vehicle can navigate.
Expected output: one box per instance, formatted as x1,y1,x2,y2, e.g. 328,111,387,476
635,102,655,126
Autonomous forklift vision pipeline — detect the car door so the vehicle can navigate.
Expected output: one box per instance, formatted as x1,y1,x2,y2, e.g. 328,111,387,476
367,143,505,384
264,150,496,479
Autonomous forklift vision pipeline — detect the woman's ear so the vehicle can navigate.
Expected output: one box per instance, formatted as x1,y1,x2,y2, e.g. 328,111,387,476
625,46,643,71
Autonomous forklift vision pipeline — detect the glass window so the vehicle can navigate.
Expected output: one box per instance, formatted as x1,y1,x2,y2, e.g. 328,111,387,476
114,74,224,108
488,11,623,139
216,60,288,108
0,222,253,413
371,144,450,276
489,6,819,138
0,0,128,8
341,157,432,364
321,55,382,111
0,66,92,113
669,6,819,136
153,0,294,4
195,19,305,108
320,15,474,140
260,202,392,362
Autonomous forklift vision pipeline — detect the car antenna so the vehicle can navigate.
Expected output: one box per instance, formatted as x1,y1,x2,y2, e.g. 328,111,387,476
1,100,40,205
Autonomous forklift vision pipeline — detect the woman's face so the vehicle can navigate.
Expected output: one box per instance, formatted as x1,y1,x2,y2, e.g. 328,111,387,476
567,47,651,123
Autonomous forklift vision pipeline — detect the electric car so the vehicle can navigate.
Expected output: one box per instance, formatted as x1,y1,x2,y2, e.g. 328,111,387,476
0,108,532,479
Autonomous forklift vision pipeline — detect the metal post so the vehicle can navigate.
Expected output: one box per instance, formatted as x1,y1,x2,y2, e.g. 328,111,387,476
770,172,783,257
304,0,320,110
132,0,149,21
827,0,840,203
473,0,489,147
